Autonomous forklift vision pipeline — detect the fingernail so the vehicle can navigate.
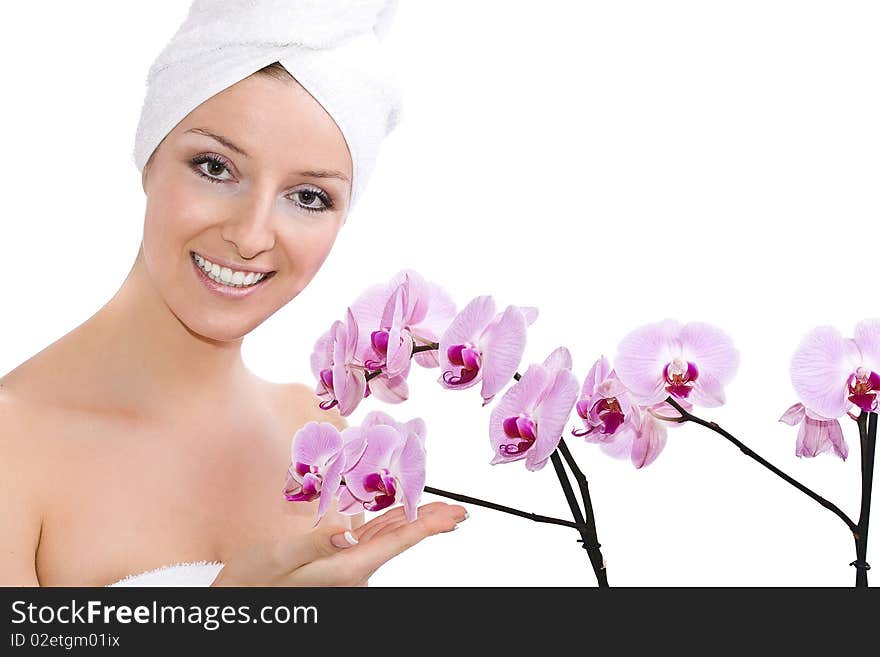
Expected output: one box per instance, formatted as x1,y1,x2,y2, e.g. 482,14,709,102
462,510,469,521
331,531,359,548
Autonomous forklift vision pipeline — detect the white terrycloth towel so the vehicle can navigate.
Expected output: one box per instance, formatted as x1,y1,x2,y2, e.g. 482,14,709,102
133,0,403,211
108,560,225,587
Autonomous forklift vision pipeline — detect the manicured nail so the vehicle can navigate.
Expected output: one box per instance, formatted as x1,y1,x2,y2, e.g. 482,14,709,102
331,531,359,548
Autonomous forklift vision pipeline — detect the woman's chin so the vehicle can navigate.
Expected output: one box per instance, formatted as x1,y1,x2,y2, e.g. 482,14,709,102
175,312,264,344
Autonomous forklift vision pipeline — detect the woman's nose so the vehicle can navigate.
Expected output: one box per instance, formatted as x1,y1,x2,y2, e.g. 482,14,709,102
219,191,277,259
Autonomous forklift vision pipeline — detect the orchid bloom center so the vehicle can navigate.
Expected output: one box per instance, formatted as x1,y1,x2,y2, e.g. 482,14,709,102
361,468,398,512
847,366,880,413
500,413,537,455
663,357,699,398
371,329,390,355
443,341,482,385
318,368,338,410
364,329,391,370
284,462,323,502
594,397,625,434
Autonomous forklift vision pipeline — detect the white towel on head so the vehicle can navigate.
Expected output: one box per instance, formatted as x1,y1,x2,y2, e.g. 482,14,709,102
133,0,402,212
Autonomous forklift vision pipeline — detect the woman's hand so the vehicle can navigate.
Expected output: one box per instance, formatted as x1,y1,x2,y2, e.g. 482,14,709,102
211,501,467,587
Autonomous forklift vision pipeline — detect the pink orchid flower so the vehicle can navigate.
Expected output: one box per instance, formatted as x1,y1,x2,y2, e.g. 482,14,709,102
283,421,349,524
572,356,641,445
789,319,880,419
438,295,538,406
350,269,457,374
489,346,579,471
778,402,848,460
342,423,427,522
310,309,368,416
593,401,676,469
360,409,428,444
614,319,740,408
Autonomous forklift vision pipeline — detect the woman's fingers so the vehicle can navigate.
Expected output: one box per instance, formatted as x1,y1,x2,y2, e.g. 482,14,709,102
353,501,450,544
272,521,359,572
285,502,467,586
344,503,467,579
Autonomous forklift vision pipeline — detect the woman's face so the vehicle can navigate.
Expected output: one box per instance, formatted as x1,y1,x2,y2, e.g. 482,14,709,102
140,73,352,342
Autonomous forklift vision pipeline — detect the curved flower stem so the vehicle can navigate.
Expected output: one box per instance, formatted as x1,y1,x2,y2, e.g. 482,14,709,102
557,438,608,586
663,396,857,533
853,411,876,587
550,451,609,587
422,485,588,531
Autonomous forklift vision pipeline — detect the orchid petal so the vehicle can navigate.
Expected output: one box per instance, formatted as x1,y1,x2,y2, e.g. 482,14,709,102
489,364,551,464
542,346,573,373
615,320,680,404
795,418,825,457
438,296,496,389
349,283,394,358
343,425,403,502
778,402,806,426
689,372,726,408
291,421,344,467
518,306,539,326
631,413,668,468
480,305,528,404
790,326,858,419
826,418,848,460
336,487,364,514
367,370,410,404
854,318,880,373
679,322,740,384
527,368,579,471
394,434,427,522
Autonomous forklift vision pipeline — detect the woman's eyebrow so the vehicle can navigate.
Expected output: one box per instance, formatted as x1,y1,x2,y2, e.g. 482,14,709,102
184,127,350,183
185,127,250,157
299,169,351,183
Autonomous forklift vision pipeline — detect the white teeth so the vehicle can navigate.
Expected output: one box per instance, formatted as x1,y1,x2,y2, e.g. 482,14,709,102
191,253,268,288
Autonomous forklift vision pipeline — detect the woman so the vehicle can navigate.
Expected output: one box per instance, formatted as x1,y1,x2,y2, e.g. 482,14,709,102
0,0,466,587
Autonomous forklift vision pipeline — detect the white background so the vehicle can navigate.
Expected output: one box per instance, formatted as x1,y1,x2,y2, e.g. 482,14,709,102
1,1,877,586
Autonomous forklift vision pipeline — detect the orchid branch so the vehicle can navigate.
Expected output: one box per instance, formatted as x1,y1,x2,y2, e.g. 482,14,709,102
853,410,876,587
422,485,588,531
663,396,858,532
512,371,609,586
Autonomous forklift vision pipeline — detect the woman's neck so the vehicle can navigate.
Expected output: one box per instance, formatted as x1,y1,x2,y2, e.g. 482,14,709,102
8,245,259,420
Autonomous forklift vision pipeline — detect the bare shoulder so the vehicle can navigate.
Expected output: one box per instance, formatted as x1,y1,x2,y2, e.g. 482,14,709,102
0,387,45,584
269,381,349,431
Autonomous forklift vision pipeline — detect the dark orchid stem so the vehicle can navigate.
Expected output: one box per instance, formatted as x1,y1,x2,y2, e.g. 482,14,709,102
550,451,609,587
511,371,609,586
663,396,857,533
557,438,608,586
423,485,588,531
853,411,876,588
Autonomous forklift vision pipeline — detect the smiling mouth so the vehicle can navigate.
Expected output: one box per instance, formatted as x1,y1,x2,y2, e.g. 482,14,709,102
190,251,276,288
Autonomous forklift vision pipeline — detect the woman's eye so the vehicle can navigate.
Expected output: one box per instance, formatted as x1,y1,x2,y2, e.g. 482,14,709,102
291,188,333,213
191,155,234,183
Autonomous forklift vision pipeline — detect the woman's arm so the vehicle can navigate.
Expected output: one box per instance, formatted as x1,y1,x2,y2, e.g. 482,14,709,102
0,399,43,586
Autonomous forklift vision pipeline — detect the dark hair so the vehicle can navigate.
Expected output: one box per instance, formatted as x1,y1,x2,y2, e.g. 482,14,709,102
253,61,296,83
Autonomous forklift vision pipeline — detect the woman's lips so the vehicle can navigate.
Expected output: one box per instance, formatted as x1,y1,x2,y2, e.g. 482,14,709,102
190,253,275,299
